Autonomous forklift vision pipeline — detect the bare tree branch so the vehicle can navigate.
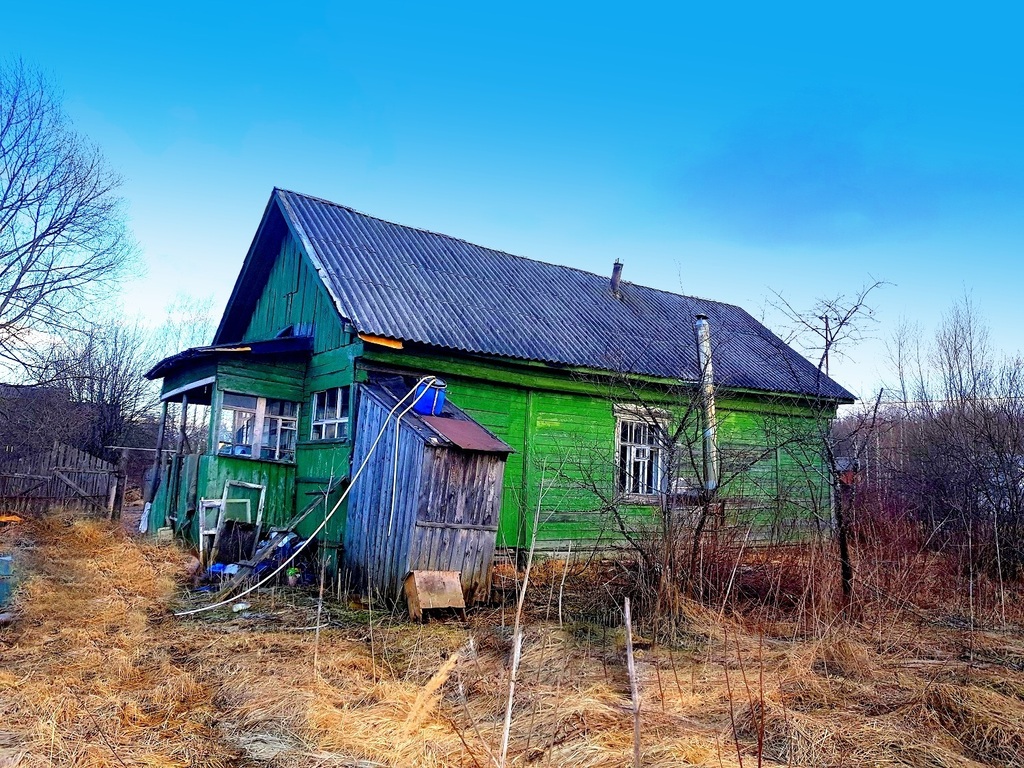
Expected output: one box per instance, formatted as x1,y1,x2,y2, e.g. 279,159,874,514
0,59,134,377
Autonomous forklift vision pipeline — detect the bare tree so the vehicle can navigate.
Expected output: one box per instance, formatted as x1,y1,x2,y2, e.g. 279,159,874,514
0,59,133,376
0,381,93,458
770,281,886,607
150,292,216,360
34,316,156,462
889,297,1024,591
148,293,217,452
551,327,826,632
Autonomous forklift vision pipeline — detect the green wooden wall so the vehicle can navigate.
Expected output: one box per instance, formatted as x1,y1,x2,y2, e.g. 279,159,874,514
152,229,357,550
243,233,348,354
201,456,296,532
240,234,357,551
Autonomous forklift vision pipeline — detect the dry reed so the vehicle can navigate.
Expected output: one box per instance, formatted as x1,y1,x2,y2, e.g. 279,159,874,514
3,513,1024,767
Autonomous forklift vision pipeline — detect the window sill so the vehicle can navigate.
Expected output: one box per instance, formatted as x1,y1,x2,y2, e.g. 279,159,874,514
617,493,664,506
216,452,297,466
299,437,350,447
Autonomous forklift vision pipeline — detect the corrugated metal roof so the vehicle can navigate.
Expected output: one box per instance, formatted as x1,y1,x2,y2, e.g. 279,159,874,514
274,189,854,402
421,416,513,453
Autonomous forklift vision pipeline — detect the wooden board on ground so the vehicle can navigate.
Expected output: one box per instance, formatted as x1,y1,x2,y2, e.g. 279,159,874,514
404,570,465,621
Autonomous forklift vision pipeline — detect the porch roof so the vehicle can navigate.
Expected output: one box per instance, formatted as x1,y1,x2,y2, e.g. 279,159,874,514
145,336,314,382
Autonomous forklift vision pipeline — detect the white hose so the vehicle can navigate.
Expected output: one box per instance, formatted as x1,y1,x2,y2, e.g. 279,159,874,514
174,376,436,617
386,380,435,536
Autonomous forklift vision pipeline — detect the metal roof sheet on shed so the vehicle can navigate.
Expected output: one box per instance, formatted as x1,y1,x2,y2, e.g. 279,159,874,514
360,382,513,453
421,416,513,454
224,189,855,402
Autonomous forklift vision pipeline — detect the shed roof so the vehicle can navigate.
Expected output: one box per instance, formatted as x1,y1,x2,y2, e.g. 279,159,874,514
420,416,513,453
219,189,854,402
363,380,514,454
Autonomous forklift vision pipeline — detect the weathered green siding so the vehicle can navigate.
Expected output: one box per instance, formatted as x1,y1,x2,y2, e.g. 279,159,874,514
153,451,295,542
200,456,295,531
521,390,618,549
161,362,216,399
361,347,834,550
217,358,306,402
153,230,357,549
243,234,348,354
294,342,361,547
237,234,360,550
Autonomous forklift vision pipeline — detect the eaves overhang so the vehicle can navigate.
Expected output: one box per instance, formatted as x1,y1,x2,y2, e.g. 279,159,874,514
145,336,314,381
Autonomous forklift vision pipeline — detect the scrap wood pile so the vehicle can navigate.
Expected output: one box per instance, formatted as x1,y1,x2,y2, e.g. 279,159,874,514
1,515,1024,767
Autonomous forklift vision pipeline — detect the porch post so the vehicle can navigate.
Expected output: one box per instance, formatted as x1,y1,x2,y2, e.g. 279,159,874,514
167,393,189,529
177,393,190,454
146,401,169,504
140,401,168,533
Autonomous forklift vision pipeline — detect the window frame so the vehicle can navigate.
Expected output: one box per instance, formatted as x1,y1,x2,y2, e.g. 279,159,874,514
216,391,299,463
310,386,351,442
614,404,670,500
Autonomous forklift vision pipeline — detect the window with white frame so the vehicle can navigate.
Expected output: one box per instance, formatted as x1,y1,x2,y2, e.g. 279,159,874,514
217,392,299,462
311,386,350,441
260,399,299,461
615,406,668,497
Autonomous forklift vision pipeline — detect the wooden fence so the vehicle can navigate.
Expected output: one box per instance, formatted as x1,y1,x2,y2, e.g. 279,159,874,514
0,443,123,516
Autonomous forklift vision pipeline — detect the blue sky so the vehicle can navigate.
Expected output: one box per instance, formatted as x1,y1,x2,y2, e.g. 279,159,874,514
8,1,1023,398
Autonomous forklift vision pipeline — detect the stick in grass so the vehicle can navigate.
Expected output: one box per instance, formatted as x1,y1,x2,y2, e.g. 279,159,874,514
499,474,547,767
624,597,641,768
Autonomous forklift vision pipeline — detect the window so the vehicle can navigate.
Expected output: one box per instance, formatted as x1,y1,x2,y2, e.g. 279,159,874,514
616,409,667,496
260,399,298,461
311,386,350,441
218,393,257,457
217,392,298,462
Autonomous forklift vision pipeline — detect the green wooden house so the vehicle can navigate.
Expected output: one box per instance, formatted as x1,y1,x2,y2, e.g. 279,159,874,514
144,188,854,567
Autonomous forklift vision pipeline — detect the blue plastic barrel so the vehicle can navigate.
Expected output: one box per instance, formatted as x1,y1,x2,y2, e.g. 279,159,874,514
413,378,447,416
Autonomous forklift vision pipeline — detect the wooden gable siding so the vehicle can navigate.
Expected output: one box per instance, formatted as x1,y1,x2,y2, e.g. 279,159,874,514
243,232,348,354
360,347,833,550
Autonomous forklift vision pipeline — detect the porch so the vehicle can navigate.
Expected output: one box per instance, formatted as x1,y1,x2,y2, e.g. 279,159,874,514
143,336,331,551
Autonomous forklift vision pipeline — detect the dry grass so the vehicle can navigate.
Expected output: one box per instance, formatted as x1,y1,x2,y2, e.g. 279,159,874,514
3,514,1024,767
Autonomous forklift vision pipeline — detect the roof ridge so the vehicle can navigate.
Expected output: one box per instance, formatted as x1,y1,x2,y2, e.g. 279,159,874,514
275,188,747,313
